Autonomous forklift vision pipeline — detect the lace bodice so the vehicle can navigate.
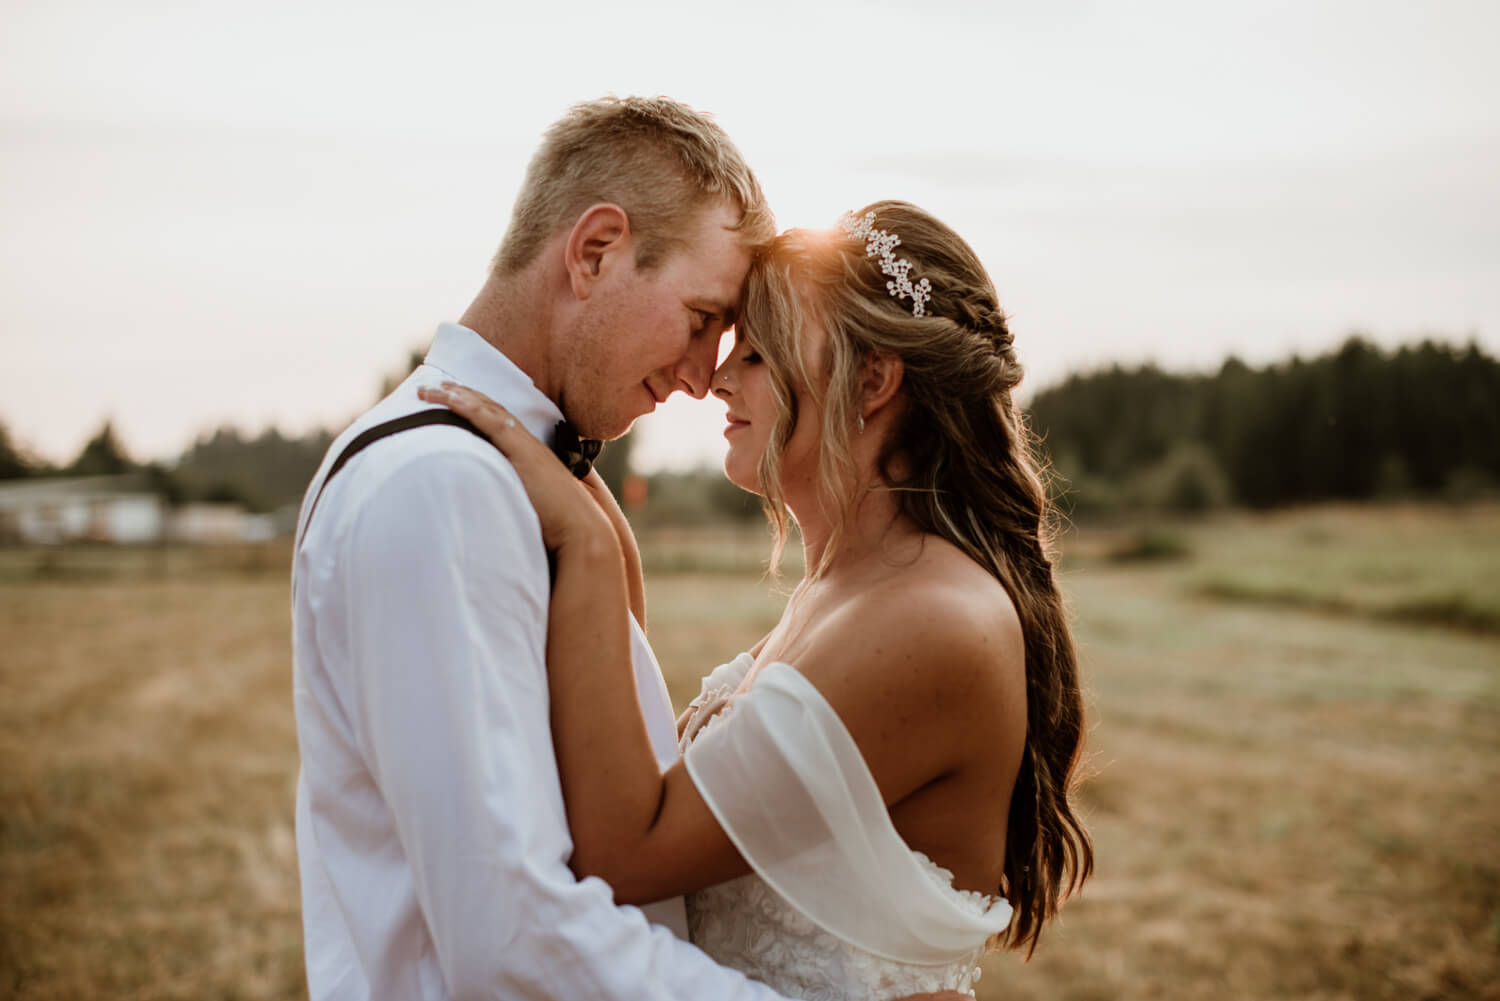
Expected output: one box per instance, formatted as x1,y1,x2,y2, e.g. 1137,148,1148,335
686,852,990,1000
678,656,1004,1000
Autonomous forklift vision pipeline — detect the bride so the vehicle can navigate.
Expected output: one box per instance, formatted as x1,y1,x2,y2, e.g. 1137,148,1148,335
420,201,1092,999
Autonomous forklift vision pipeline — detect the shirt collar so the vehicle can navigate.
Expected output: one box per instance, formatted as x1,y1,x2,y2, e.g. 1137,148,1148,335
422,323,563,448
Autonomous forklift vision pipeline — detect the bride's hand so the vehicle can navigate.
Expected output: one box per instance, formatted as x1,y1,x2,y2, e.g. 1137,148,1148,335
417,382,612,552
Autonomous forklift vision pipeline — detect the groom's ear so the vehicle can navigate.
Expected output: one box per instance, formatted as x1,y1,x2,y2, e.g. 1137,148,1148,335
564,204,631,301
859,351,905,420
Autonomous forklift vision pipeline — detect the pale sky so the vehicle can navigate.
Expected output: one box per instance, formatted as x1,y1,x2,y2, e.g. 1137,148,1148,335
2,0,1496,471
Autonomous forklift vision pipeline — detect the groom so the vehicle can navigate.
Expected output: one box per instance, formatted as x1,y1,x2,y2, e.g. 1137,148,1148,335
290,96,789,1000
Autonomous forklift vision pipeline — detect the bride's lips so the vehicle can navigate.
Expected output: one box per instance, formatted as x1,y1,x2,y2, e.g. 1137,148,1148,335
723,413,749,437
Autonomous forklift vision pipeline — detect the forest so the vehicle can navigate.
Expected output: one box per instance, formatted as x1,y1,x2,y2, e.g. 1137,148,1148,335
1028,336,1499,512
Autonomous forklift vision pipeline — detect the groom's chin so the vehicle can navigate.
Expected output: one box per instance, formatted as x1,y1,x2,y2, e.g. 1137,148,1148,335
596,415,638,443
568,405,632,443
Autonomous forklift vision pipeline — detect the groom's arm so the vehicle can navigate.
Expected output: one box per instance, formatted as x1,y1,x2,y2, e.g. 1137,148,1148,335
339,446,791,1001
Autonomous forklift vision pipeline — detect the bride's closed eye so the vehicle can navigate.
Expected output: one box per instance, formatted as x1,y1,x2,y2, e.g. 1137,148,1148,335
726,328,762,365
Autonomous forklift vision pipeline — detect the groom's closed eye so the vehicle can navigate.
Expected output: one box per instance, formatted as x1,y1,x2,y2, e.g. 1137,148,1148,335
691,298,735,333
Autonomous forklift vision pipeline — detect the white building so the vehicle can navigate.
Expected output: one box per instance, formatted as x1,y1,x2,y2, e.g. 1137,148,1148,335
0,475,279,545
169,502,276,544
0,474,167,544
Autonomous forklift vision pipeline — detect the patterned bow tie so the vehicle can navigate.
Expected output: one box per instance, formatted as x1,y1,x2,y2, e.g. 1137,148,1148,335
552,420,603,479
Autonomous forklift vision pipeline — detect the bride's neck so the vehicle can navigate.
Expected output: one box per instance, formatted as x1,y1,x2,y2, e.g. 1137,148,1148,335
791,474,914,580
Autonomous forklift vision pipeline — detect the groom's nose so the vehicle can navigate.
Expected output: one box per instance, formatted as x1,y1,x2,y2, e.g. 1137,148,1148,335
671,332,721,400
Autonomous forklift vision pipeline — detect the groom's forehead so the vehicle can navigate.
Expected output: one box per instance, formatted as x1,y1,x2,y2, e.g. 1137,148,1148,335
673,228,753,312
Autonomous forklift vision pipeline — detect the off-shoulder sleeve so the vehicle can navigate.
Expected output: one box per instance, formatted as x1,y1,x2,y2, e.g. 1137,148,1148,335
682,662,1013,964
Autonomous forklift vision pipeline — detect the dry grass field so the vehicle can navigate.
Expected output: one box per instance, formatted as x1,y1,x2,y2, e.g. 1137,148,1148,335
2,504,1497,1000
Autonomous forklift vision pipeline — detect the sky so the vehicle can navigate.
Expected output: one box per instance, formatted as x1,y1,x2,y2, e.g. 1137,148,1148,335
2,0,1496,472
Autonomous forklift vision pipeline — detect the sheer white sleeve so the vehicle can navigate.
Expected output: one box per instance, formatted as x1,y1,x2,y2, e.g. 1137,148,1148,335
683,662,1013,965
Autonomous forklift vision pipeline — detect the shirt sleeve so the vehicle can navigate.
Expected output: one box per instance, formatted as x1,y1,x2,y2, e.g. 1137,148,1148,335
340,448,788,1001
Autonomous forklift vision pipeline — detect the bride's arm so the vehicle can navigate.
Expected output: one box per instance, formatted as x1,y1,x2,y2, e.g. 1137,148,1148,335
579,469,646,631
545,510,755,899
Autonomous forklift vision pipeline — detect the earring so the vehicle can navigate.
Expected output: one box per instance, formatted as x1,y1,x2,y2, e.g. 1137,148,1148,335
857,414,866,434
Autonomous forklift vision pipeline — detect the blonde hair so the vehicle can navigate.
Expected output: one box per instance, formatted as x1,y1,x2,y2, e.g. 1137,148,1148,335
739,201,1093,955
494,96,774,275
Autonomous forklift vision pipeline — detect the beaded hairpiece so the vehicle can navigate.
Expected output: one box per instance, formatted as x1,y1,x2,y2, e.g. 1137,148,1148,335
838,210,933,317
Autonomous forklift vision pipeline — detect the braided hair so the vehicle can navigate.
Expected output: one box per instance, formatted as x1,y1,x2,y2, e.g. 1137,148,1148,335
739,201,1093,955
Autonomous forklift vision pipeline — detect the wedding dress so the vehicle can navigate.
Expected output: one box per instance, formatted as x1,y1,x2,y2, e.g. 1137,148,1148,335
677,655,1013,1001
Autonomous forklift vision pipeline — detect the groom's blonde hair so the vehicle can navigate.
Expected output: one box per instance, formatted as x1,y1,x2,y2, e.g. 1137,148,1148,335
493,96,774,275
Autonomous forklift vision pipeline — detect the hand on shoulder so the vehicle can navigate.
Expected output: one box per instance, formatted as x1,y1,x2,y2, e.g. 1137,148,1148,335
418,382,613,553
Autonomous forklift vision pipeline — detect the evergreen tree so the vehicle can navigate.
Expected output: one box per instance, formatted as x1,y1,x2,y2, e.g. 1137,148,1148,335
0,421,35,479
1027,336,1500,509
67,421,133,476
172,425,334,512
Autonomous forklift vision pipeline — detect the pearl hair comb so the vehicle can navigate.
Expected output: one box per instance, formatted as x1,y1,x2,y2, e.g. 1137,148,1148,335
839,210,933,317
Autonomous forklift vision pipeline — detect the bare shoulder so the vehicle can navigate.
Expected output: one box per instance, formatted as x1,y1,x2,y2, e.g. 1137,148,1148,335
791,540,1026,802
818,541,1021,688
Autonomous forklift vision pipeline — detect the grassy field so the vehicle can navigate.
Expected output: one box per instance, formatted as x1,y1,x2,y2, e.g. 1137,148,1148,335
2,504,1496,999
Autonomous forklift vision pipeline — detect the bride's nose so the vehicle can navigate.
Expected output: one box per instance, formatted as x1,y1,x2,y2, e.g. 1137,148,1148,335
712,360,734,399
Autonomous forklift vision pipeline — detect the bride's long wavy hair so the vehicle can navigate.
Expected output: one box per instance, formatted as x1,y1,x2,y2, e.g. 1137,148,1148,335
738,201,1092,955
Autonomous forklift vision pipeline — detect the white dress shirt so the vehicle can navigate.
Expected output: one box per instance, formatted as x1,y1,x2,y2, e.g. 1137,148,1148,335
291,323,786,1001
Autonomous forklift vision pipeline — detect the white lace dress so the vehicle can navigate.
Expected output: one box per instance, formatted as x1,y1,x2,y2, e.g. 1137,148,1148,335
677,655,1013,1001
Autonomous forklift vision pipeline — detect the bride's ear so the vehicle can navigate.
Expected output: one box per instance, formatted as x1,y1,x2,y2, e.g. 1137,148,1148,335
858,352,904,423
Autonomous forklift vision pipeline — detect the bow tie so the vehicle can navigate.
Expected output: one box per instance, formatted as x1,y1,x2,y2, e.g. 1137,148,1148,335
552,420,603,479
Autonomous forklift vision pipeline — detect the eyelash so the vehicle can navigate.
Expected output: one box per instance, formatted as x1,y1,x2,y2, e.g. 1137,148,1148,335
730,329,761,364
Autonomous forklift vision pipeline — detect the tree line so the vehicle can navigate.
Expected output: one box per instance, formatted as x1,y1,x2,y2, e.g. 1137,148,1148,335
1027,336,1500,511
0,340,630,512
0,420,336,513
3,335,1496,516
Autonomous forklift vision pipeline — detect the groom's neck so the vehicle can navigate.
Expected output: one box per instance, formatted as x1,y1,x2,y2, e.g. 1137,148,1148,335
459,270,560,404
